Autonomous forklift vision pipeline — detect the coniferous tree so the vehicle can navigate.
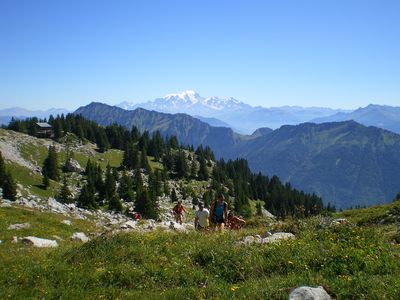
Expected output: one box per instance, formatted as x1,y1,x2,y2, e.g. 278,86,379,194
130,126,140,142
0,151,6,186
43,145,60,181
197,156,209,180
174,149,188,179
202,190,211,208
53,118,63,139
168,136,179,149
148,171,160,219
96,128,110,152
118,171,134,202
58,175,72,203
256,202,263,216
135,188,157,219
42,172,50,189
140,146,150,172
108,193,123,212
170,188,178,202
162,151,174,170
135,172,144,200
190,160,198,179
3,171,17,201
104,165,122,211
77,184,97,209
163,178,170,196
123,143,139,170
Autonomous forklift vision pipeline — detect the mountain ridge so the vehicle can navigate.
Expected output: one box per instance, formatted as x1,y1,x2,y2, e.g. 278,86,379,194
116,91,346,133
75,102,400,208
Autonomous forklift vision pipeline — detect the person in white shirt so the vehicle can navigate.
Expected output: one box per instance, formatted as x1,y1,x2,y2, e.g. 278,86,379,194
194,202,210,230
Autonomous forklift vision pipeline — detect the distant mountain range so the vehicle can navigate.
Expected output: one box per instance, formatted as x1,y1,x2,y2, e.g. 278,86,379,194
231,121,400,209
117,90,348,133
0,107,70,125
75,102,400,209
311,104,400,134
74,102,246,153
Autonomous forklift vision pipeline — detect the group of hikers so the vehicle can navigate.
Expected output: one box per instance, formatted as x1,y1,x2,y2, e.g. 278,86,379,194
173,192,246,232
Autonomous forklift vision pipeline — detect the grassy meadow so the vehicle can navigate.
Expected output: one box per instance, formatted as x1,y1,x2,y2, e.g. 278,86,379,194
1,204,400,299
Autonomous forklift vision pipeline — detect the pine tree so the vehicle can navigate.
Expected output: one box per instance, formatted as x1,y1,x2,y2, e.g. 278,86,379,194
104,165,122,211
197,156,209,180
190,160,198,179
174,149,188,179
202,191,211,208
58,175,72,203
3,171,17,201
0,151,6,187
118,171,134,202
256,202,263,216
140,146,150,172
96,128,110,153
170,188,178,202
108,193,123,212
77,184,98,209
123,143,139,170
135,189,150,218
43,145,60,181
163,179,170,196
42,172,50,189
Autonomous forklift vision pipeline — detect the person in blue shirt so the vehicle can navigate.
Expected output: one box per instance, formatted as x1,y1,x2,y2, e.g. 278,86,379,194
209,192,228,233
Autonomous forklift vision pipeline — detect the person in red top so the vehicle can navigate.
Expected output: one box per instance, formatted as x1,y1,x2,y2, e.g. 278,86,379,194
228,212,246,230
172,201,186,224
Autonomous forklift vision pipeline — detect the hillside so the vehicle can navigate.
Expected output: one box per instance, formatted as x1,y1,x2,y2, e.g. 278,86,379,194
74,103,400,209
1,195,400,298
75,102,246,157
1,125,400,298
236,121,400,208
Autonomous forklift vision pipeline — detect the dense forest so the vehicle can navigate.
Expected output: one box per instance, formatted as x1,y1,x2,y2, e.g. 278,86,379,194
6,114,330,218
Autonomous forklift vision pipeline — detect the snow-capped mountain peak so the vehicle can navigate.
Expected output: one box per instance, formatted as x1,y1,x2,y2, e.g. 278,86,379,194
164,90,203,104
116,90,249,113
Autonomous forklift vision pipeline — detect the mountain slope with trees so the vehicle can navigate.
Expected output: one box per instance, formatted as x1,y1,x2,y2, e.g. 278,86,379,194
74,102,246,157
237,121,400,208
72,103,400,209
4,116,326,219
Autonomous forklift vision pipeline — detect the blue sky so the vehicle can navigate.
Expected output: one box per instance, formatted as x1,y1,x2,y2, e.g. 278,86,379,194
0,0,399,110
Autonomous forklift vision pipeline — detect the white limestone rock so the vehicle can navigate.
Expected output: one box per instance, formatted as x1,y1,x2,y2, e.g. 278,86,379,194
71,232,90,243
331,218,347,225
261,232,295,244
237,235,257,245
238,232,295,245
120,220,137,229
61,220,72,226
22,236,58,248
64,158,84,173
169,221,188,232
1,199,12,207
8,223,31,230
289,286,331,300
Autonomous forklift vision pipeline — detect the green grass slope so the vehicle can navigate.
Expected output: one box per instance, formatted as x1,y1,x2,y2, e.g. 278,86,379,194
1,204,400,299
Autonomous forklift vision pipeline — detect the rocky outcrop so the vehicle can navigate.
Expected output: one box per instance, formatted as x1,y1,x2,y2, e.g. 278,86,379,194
63,158,84,173
237,232,295,245
71,232,90,243
22,236,58,248
289,286,331,300
8,223,31,230
61,220,72,226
